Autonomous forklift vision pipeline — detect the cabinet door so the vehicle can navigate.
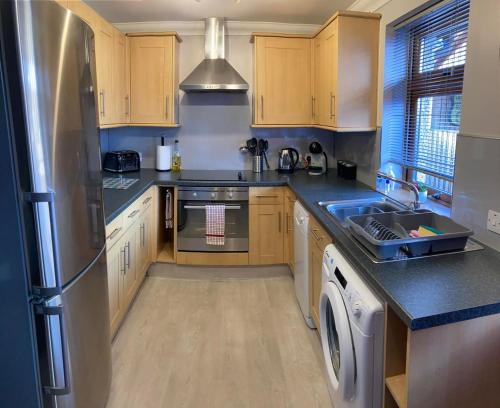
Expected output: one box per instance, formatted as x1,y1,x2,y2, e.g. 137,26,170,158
112,29,128,124
323,22,338,127
284,191,296,273
122,227,138,306
95,21,114,125
255,37,311,125
309,237,323,329
129,36,174,124
249,204,284,265
107,241,124,337
136,209,152,283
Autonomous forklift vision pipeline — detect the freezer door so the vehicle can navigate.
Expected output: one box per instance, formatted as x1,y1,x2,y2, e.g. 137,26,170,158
14,0,104,288
36,248,111,408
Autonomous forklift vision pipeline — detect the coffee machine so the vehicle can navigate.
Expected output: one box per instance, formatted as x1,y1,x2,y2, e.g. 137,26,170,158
307,142,328,175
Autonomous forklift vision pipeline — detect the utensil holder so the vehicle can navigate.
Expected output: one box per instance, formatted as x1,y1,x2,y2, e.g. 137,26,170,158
252,155,263,173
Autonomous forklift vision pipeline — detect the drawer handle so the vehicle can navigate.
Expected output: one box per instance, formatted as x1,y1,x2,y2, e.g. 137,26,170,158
120,247,126,274
311,228,322,241
107,227,122,240
255,195,279,198
128,209,140,218
143,197,152,205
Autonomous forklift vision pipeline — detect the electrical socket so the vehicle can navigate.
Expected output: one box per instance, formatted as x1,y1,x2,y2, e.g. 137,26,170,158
487,210,500,235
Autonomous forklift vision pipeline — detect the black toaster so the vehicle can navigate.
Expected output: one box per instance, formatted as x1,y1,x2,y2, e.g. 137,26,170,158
337,160,357,180
103,150,140,173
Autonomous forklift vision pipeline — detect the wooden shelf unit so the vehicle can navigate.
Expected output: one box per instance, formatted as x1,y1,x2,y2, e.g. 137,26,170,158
156,186,176,264
384,306,408,408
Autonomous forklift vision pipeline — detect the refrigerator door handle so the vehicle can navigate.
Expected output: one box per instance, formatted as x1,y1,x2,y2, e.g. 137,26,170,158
25,191,62,296
35,302,71,396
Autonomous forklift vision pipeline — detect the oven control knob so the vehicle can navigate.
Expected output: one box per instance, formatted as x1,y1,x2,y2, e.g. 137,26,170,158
228,192,233,199
192,192,197,197
352,300,363,317
211,192,216,199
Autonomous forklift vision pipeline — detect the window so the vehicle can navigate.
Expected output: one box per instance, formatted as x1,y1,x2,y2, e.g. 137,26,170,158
382,0,470,203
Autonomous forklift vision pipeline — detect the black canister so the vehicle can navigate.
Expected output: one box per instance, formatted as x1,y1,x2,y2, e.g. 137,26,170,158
337,160,357,180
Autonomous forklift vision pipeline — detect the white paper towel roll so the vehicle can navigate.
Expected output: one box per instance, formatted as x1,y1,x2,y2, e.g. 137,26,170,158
156,145,172,171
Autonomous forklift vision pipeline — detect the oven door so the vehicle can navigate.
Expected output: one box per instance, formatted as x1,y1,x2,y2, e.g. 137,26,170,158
177,201,249,252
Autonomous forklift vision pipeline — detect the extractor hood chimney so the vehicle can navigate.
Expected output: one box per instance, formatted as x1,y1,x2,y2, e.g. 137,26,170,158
179,17,249,93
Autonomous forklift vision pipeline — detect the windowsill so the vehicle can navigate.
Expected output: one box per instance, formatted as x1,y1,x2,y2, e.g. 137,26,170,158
380,187,452,217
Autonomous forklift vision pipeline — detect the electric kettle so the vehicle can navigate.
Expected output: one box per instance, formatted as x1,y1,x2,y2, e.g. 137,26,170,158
278,148,300,173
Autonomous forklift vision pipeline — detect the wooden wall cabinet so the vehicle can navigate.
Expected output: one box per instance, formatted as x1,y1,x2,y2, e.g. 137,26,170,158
308,216,330,329
105,186,157,337
249,187,284,265
313,13,380,131
252,11,380,131
128,34,180,126
66,1,182,129
253,36,312,126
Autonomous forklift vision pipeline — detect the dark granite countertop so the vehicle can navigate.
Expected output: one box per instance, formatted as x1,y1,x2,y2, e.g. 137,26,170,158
103,168,500,331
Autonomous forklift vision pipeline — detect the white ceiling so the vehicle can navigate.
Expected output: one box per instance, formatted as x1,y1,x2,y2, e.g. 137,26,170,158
84,0,356,24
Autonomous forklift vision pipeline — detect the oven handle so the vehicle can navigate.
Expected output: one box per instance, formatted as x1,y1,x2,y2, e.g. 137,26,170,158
183,205,242,210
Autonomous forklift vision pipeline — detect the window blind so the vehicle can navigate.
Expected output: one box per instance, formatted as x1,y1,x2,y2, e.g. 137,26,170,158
382,0,470,196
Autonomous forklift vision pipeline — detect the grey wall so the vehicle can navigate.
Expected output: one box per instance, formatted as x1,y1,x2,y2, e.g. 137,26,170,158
101,34,336,170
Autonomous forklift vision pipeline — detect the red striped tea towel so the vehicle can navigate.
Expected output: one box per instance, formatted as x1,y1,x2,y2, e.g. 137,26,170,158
206,204,225,246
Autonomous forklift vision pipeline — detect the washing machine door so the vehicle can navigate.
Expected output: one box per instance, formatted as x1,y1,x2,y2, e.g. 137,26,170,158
320,281,356,401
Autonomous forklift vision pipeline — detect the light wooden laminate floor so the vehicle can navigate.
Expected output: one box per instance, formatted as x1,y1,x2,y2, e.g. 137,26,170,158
107,264,332,408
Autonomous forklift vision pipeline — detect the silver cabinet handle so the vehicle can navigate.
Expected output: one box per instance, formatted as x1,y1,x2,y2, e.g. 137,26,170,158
35,302,71,396
99,90,105,117
332,94,336,117
278,211,282,233
128,209,140,219
285,212,289,233
166,95,169,120
140,223,145,247
183,205,241,210
125,94,129,116
125,242,130,268
312,96,315,118
311,228,322,242
120,247,126,274
106,227,122,240
142,197,152,205
260,95,264,120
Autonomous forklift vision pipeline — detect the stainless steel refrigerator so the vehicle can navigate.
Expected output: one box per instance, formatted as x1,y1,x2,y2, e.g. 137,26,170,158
0,1,111,407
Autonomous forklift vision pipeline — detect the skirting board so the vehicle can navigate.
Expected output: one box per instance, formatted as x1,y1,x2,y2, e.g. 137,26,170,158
176,251,249,266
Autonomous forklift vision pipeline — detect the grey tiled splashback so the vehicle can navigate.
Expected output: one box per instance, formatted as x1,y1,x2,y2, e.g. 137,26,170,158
452,134,500,251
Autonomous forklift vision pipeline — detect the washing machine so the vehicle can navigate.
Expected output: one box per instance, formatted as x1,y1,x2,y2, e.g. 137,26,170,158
319,244,384,408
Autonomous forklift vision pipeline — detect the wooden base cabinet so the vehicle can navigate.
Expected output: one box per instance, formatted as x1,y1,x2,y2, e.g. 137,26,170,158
308,216,331,329
249,187,284,265
384,306,500,408
105,186,156,338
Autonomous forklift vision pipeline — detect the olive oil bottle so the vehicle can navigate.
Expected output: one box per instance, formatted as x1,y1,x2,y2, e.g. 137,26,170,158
171,139,181,172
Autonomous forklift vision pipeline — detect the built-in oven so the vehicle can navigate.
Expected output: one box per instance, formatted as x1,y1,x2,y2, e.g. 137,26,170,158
177,186,249,252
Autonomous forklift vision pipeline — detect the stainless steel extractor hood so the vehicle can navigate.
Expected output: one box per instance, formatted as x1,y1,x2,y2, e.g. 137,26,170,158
180,18,249,93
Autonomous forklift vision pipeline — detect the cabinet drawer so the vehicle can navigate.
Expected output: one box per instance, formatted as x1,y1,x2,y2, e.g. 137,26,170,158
105,213,124,249
138,187,154,213
309,216,331,250
122,200,141,231
249,187,284,205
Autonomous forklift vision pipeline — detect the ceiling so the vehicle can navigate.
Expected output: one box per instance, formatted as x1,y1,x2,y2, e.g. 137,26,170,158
84,0,356,24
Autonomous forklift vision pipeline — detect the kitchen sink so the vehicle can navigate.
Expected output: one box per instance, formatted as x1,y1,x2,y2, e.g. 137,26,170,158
319,198,407,226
